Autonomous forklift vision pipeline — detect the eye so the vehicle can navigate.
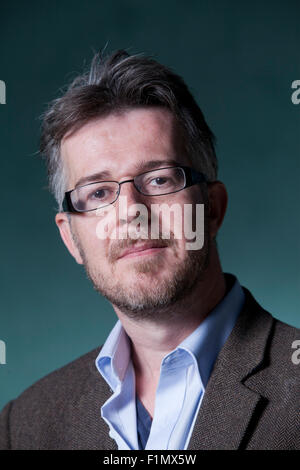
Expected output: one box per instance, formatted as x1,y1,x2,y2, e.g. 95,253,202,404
93,189,108,199
88,186,113,201
149,176,170,186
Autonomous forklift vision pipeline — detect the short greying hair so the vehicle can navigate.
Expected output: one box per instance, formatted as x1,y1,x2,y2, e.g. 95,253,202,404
40,49,218,211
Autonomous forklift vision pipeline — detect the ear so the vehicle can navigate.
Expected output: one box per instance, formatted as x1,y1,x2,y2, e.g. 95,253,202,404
55,212,84,265
207,181,228,239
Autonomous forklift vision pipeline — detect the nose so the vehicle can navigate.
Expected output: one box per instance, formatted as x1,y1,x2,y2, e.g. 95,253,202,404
116,179,150,226
118,179,145,205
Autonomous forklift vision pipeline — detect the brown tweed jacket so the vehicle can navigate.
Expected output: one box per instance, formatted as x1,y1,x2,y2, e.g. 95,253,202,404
0,287,299,450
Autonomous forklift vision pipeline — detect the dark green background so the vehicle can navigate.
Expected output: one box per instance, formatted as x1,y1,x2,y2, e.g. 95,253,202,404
0,0,299,410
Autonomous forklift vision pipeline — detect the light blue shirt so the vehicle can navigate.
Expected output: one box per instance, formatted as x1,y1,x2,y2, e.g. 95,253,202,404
95,274,245,450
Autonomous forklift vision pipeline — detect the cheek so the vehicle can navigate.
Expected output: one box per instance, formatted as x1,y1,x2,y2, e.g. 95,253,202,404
75,216,108,258
157,193,200,239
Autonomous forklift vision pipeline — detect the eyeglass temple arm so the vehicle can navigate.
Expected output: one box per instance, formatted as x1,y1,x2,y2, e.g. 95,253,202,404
62,191,76,213
182,166,207,186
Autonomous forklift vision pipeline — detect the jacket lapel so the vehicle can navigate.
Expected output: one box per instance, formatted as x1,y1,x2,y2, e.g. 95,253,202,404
187,288,274,450
63,353,118,450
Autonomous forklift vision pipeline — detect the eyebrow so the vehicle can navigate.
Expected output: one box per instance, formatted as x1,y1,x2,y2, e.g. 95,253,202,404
75,170,111,188
74,159,181,188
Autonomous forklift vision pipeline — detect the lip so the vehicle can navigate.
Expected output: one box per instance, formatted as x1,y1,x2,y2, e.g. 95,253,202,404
118,244,167,260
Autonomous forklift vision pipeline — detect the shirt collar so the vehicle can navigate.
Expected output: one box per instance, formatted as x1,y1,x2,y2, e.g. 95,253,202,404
96,321,131,388
95,273,245,390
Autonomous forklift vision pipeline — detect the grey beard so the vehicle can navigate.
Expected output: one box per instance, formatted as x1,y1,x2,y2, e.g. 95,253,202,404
76,254,210,323
70,222,210,322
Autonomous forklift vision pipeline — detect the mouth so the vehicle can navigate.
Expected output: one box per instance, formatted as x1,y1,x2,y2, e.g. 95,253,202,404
117,243,168,260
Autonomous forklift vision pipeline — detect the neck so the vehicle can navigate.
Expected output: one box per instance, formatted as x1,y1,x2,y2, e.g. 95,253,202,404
113,247,227,381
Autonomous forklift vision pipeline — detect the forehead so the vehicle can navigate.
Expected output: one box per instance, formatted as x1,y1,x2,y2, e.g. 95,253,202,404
61,107,187,188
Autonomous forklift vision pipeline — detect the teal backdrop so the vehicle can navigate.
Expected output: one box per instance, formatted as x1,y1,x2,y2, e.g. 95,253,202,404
0,0,299,410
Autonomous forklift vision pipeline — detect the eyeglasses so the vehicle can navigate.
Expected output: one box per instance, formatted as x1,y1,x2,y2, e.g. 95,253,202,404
62,165,207,213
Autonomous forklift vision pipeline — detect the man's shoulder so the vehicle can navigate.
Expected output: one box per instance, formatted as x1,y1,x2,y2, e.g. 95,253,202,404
0,345,114,449
240,286,299,380
3,344,106,418
272,313,300,344
242,286,300,341
265,314,299,375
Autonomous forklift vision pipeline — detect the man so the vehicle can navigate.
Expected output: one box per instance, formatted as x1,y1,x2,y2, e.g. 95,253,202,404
0,50,299,450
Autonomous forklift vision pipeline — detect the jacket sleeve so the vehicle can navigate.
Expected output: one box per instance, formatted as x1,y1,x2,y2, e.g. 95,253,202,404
0,401,13,449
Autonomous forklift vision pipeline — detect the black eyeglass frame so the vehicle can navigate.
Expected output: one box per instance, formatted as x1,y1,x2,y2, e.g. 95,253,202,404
62,165,207,213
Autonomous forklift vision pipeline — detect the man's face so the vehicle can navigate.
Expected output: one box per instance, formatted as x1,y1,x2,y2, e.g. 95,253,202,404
58,107,210,320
